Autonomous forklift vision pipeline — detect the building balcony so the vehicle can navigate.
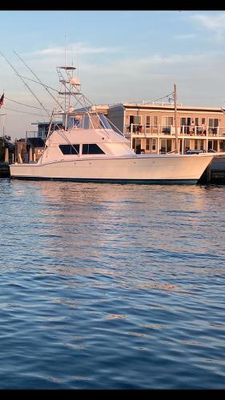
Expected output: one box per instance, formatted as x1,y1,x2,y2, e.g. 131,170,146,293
125,124,225,138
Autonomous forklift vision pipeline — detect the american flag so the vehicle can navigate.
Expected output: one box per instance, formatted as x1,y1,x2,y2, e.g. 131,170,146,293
0,93,4,108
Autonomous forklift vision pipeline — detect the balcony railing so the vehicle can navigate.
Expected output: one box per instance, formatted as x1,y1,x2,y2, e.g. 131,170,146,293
125,124,225,137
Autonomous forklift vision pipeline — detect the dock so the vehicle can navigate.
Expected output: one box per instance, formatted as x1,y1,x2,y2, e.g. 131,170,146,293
200,155,225,184
0,162,10,178
210,156,225,183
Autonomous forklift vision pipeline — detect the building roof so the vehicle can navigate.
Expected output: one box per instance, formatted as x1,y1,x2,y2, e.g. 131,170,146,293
2,138,15,150
110,102,225,113
31,121,62,126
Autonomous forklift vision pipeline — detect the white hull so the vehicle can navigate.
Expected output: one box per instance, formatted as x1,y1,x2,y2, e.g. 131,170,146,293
9,153,213,184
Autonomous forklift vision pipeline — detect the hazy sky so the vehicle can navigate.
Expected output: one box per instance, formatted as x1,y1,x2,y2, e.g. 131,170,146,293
1,10,225,139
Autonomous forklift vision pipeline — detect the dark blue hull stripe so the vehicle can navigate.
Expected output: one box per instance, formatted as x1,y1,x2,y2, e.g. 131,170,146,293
10,176,198,185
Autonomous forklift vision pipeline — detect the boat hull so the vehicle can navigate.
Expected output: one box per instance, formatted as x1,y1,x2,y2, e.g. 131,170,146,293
9,154,213,184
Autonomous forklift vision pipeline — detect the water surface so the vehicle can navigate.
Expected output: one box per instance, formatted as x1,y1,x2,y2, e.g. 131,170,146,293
0,179,225,389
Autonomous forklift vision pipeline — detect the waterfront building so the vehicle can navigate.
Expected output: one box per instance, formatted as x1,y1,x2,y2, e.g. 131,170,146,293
107,103,225,154
31,121,64,140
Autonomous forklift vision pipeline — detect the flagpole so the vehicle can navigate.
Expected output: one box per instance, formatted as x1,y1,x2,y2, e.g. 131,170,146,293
0,91,6,144
174,83,179,153
0,91,4,108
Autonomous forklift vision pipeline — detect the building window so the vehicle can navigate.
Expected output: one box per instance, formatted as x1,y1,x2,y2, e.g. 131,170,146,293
219,140,225,151
162,116,173,126
146,138,150,150
129,116,134,125
152,139,156,151
153,116,158,126
180,117,191,134
134,138,141,153
162,117,173,134
209,119,219,135
129,115,141,132
209,118,219,127
134,116,141,125
146,116,150,128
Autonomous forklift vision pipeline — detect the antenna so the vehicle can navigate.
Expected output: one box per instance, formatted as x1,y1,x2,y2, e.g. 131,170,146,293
74,43,79,78
65,32,67,67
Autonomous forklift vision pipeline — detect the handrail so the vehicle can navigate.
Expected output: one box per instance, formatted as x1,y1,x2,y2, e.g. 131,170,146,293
125,123,225,137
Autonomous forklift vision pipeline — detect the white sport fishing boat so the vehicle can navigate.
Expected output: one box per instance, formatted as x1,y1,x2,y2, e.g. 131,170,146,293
10,65,214,184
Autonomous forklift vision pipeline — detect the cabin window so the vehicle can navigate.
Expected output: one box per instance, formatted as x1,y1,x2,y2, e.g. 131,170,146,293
59,144,80,154
82,144,105,154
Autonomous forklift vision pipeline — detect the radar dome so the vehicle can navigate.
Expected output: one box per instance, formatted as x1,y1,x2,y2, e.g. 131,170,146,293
70,77,80,86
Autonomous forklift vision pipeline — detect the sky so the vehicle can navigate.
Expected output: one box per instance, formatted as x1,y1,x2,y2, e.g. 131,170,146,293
1,10,225,139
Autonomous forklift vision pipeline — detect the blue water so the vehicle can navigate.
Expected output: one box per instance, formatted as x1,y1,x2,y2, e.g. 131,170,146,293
0,179,225,389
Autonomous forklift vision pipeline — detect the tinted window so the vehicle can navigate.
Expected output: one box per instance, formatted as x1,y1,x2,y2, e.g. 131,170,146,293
59,144,80,154
82,144,105,154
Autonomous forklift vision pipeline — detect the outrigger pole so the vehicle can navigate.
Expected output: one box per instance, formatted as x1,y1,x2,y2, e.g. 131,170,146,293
14,50,64,113
0,50,50,118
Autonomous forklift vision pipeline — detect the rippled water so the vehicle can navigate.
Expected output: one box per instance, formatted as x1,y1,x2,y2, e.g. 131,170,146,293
1,178,225,389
